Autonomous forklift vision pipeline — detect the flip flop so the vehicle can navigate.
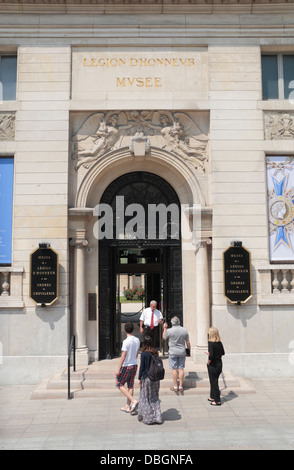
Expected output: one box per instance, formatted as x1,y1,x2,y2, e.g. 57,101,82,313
120,407,130,413
130,401,138,413
170,387,179,392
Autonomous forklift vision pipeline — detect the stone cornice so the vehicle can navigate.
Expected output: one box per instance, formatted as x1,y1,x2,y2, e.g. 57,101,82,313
1,18,294,42
0,0,292,4
1,0,294,41
0,0,294,16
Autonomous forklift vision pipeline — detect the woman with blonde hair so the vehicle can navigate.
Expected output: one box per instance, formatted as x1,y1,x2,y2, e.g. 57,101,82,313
206,327,225,406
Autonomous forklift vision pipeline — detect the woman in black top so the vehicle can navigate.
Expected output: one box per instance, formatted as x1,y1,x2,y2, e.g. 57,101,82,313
207,327,225,406
137,336,162,424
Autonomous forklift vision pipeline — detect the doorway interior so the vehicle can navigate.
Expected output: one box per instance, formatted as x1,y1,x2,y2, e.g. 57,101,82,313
117,246,164,350
99,241,182,359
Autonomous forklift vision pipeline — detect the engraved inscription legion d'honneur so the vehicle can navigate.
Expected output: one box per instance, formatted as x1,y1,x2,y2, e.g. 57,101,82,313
71,48,208,98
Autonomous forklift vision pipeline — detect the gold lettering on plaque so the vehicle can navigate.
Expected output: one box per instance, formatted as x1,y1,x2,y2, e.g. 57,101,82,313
84,57,197,68
116,77,162,88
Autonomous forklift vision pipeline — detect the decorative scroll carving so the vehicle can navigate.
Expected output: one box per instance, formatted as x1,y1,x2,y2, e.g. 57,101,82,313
0,114,15,141
71,110,209,172
265,112,294,140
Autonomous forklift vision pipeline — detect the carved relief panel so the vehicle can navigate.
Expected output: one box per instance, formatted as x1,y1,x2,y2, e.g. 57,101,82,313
0,113,15,141
70,110,209,173
264,112,294,140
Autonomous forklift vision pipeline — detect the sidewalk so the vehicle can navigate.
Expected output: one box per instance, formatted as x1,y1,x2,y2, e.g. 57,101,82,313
1,377,294,450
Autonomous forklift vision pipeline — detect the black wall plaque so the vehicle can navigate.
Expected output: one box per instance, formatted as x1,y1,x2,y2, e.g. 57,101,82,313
30,247,59,306
223,244,252,304
88,293,97,321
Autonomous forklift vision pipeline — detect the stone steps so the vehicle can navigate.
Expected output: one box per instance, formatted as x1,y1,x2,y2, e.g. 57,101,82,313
30,357,255,399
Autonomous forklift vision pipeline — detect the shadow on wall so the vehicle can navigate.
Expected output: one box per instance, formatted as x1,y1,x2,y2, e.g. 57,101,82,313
36,307,66,330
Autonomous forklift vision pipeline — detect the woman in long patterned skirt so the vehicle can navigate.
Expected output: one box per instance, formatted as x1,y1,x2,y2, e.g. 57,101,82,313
137,336,162,425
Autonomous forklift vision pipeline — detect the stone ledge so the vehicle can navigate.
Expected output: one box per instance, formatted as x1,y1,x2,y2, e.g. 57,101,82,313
258,294,294,305
0,298,24,308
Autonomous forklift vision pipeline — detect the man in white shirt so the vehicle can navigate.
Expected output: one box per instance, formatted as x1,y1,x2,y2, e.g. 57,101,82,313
139,300,163,347
115,322,140,413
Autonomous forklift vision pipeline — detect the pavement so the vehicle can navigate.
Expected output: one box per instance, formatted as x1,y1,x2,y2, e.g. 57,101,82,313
1,376,294,450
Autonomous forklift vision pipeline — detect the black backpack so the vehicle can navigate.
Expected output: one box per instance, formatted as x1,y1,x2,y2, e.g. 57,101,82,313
148,354,165,381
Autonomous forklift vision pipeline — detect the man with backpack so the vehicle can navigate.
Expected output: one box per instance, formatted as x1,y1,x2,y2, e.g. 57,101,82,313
163,316,191,394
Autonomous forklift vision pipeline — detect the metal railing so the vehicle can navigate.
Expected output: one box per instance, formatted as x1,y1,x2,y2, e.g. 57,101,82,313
67,335,76,400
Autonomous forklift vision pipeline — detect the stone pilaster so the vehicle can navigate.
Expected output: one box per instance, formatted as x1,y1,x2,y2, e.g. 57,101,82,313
71,229,89,367
195,238,211,349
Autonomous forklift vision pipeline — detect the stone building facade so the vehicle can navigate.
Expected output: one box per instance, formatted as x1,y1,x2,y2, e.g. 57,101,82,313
0,0,294,383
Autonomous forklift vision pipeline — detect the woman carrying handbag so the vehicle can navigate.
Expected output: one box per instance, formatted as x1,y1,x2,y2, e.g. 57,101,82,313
137,336,163,425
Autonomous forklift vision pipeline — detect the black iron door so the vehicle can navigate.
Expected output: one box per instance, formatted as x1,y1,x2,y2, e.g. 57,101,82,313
164,246,183,325
98,245,116,359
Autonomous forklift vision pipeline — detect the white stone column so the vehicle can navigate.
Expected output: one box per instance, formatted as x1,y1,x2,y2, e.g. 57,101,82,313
195,239,211,349
72,229,89,367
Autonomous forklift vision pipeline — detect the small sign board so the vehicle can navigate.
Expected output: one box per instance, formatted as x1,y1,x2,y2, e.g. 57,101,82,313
223,243,252,304
30,246,59,306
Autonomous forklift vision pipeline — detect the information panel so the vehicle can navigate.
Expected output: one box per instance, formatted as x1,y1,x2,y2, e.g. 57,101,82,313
30,247,59,306
223,244,252,304
0,157,14,265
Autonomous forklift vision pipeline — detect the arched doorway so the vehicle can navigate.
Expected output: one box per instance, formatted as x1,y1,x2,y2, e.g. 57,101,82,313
98,171,182,359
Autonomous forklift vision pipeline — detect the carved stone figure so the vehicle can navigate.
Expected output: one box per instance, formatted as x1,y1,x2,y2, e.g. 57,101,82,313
71,110,209,172
71,112,131,169
72,118,119,169
265,112,294,140
160,117,207,171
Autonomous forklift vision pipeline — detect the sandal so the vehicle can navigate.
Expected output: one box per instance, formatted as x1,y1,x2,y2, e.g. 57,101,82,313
170,386,179,392
120,407,130,413
210,401,221,406
130,401,138,413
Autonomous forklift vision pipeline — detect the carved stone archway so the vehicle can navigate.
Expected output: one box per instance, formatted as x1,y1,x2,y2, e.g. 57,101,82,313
75,146,206,209
69,112,211,365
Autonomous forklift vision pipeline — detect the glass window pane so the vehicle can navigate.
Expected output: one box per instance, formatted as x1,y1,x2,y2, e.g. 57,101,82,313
1,56,17,101
283,55,294,100
261,55,279,100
